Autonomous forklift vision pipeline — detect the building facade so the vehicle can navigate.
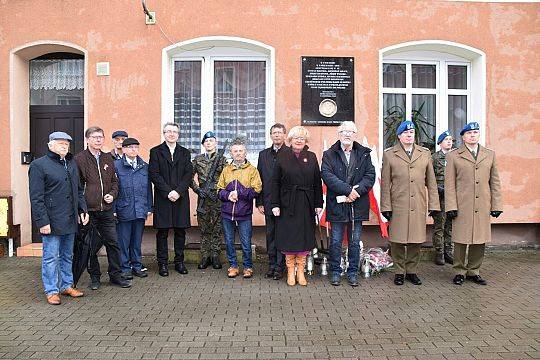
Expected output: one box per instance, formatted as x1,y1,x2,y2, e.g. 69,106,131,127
1,0,538,249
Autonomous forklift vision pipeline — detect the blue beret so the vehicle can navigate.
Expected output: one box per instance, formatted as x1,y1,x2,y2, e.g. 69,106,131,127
201,131,216,144
112,130,128,139
396,121,415,135
437,130,452,144
460,122,480,136
49,131,72,142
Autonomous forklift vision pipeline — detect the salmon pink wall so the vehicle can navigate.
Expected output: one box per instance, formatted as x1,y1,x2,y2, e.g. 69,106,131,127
0,1,538,237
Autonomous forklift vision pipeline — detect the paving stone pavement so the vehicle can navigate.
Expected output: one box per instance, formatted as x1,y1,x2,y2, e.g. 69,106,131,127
0,250,538,360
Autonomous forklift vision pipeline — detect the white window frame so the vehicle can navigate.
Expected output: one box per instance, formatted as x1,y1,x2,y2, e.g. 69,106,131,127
162,37,275,163
378,41,486,158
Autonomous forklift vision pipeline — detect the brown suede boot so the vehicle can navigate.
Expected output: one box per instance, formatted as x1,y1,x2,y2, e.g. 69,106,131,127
285,255,296,286
296,255,308,286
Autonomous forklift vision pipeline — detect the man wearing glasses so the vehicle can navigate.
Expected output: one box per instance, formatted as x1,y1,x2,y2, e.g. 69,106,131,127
149,122,193,277
321,121,375,286
75,126,132,290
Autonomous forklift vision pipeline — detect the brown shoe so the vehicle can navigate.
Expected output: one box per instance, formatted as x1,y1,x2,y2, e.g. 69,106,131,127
61,287,84,298
243,268,253,278
227,267,239,278
46,294,61,305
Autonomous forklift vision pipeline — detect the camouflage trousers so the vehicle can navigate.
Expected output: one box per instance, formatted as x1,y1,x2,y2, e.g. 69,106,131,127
432,197,453,253
197,200,222,257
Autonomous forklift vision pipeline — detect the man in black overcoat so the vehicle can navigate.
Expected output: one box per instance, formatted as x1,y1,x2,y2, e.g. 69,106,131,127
149,122,193,276
256,123,288,280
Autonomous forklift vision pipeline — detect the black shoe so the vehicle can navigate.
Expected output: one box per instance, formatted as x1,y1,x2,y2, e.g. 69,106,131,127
140,264,148,272
198,257,211,269
121,272,133,280
264,268,275,278
435,252,445,266
174,263,188,274
347,274,359,287
273,269,283,280
394,274,405,285
90,278,100,290
466,275,487,285
158,264,169,277
406,273,422,285
211,255,222,269
110,277,132,288
453,274,465,285
132,268,148,278
444,252,454,265
330,273,341,286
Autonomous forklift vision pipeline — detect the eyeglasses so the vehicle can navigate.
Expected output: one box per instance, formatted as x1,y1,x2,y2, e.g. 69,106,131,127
89,135,104,140
339,131,356,136
292,137,306,141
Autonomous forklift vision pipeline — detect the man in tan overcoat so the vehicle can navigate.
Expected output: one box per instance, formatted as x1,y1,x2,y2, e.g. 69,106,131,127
445,122,502,286
381,121,440,286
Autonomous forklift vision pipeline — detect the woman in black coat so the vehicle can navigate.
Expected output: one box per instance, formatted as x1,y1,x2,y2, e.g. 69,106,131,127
271,126,323,286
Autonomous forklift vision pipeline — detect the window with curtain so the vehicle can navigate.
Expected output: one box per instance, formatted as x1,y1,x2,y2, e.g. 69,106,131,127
382,60,470,152
213,61,266,155
173,59,267,158
29,59,84,105
173,61,202,154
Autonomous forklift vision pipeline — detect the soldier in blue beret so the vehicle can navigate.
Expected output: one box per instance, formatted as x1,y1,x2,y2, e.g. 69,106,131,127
432,131,455,265
445,122,502,286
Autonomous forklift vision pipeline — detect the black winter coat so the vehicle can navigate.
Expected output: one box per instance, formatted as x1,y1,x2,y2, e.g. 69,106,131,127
28,150,88,235
270,146,323,252
320,141,375,222
255,145,289,213
149,142,193,229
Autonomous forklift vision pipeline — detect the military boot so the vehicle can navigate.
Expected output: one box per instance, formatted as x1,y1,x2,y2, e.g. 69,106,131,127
435,251,445,266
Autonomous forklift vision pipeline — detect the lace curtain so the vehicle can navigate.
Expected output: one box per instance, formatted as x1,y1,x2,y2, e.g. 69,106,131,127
29,59,84,90
213,61,266,155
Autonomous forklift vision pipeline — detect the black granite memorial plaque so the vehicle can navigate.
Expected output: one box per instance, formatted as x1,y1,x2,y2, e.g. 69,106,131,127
301,57,354,126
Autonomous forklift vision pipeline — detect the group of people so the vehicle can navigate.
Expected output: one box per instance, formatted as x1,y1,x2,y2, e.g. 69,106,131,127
28,118,502,305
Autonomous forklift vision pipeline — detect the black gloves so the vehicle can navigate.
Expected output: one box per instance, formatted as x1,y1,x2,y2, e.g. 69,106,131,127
382,211,392,221
446,210,458,219
195,188,208,198
490,211,503,218
428,210,439,218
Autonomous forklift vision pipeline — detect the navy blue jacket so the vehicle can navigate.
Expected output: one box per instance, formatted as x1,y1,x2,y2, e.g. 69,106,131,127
114,156,153,222
28,150,87,235
321,141,375,222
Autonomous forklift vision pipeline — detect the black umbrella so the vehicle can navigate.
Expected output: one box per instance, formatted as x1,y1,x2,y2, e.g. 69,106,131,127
72,223,100,287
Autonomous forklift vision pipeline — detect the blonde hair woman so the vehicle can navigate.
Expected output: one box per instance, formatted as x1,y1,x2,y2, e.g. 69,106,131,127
270,126,323,286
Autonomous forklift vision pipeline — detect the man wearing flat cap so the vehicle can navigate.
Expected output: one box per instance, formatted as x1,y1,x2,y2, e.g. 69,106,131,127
109,130,128,161
431,130,455,265
445,122,502,286
190,131,227,270
29,131,89,305
114,138,153,280
380,121,440,286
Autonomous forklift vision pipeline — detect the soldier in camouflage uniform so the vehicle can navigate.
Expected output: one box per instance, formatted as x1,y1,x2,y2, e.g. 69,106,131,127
191,131,228,270
432,131,455,265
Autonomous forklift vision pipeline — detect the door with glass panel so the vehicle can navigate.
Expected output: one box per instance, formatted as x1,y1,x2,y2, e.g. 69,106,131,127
174,59,266,158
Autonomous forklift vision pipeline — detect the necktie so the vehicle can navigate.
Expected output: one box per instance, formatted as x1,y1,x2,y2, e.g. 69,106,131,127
132,161,137,169
471,150,476,159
